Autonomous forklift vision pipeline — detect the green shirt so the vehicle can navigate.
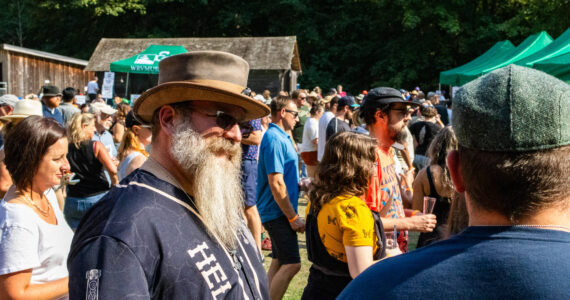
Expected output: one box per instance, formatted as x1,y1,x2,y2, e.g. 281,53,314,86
292,104,311,144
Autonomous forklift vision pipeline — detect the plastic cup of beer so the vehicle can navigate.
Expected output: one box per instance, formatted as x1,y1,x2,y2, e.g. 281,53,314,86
423,196,436,214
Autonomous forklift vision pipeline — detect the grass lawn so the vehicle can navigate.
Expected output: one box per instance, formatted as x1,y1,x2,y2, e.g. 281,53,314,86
262,196,419,299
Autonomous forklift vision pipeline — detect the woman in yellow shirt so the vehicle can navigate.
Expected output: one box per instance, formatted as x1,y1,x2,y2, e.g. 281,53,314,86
302,132,386,300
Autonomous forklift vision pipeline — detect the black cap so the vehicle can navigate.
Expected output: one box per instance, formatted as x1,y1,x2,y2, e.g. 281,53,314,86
125,110,142,128
362,87,419,110
41,85,62,97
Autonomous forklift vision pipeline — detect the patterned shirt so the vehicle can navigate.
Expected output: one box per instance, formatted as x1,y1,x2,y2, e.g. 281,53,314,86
241,118,262,160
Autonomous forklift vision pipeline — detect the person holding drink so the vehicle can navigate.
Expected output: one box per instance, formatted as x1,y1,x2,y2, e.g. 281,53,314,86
302,132,386,299
412,126,458,247
339,65,570,299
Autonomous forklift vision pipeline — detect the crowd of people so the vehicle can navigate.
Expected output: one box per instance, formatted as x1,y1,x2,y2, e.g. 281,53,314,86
0,50,568,300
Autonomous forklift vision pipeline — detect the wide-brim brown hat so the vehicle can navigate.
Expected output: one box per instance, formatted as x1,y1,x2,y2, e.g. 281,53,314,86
134,50,270,123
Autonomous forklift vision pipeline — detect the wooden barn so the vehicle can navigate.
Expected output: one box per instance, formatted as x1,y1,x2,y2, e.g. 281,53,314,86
85,36,301,98
0,44,93,97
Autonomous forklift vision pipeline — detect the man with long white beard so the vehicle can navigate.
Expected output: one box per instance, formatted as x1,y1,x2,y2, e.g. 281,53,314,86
67,51,271,299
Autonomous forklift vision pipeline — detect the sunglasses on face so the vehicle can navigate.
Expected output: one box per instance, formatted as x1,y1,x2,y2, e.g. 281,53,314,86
391,107,412,116
198,110,241,130
285,109,299,118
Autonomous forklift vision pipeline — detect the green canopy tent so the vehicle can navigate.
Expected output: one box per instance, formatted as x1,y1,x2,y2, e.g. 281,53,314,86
533,52,570,83
516,28,570,68
110,44,188,96
453,31,553,85
439,40,515,86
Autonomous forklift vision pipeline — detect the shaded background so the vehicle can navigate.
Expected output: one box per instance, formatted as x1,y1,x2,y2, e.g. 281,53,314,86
1,0,569,93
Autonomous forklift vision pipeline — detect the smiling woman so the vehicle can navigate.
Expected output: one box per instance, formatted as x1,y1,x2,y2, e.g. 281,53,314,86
0,116,73,299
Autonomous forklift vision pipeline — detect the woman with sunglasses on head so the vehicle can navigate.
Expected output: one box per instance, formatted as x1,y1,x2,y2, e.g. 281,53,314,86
302,132,386,300
117,111,151,181
64,113,118,230
0,116,73,299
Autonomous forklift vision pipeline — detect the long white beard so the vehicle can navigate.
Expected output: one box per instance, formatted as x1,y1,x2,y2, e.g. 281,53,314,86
170,121,244,250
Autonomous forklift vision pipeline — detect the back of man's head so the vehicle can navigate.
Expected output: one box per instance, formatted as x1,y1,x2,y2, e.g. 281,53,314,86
452,65,570,222
62,87,75,103
291,89,301,100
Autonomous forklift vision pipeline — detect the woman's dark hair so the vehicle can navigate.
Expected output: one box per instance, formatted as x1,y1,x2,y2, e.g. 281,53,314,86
309,132,377,212
4,116,66,191
427,126,458,192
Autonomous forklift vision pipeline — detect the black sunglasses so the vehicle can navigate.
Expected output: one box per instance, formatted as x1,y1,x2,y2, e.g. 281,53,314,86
285,109,299,118
201,110,240,130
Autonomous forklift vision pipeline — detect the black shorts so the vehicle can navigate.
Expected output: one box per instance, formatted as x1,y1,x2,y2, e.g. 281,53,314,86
263,215,300,265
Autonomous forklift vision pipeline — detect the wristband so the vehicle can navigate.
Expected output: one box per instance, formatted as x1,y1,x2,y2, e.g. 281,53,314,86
405,187,413,193
411,210,421,216
288,215,299,223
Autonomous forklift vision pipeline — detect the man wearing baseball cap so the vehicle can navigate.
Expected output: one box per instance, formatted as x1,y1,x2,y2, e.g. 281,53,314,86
359,87,436,252
339,65,570,299
68,51,270,299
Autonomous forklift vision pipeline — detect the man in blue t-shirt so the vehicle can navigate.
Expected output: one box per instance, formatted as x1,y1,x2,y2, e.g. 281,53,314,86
339,65,570,299
257,95,304,300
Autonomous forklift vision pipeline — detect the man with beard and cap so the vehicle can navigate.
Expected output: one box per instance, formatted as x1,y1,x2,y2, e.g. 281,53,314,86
325,96,358,141
360,87,437,253
67,51,270,299
339,65,570,299
90,102,118,159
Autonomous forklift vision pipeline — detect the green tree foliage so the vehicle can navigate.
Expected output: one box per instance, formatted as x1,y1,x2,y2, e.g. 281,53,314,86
1,0,568,93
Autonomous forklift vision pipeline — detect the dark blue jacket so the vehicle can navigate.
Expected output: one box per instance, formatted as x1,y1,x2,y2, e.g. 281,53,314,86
68,159,269,299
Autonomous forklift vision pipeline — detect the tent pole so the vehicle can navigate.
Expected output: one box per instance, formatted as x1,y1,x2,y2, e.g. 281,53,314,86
125,73,130,98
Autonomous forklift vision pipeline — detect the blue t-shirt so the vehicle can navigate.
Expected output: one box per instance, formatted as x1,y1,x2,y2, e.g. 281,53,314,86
92,130,117,158
338,226,570,299
42,105,64,126
256,123,299,223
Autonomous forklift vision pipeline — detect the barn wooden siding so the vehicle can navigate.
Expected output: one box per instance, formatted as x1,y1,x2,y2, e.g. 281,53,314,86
0,44,92,97
85,36,300,98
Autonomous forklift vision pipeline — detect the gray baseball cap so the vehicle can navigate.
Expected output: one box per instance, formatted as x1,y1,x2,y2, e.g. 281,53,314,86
452,64,570,152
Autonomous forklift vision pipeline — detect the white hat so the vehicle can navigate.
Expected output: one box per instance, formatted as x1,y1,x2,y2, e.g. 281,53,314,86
0,94,18,108
89,102,117,115
253,94,266,102
0,99,42,122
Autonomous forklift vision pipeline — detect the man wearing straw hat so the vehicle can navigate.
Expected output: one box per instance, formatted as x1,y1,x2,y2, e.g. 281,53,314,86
68,51,270,299
339,65,570,299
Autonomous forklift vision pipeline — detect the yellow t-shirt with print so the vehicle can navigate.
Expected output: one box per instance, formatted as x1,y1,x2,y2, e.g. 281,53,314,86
316,195,378,263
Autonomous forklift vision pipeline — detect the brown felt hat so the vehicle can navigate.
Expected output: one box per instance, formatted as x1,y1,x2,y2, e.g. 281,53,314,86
133,51,270,123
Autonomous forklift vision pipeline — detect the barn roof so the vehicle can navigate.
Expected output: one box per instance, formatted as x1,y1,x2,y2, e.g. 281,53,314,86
1,44,88,66
85,36,301,72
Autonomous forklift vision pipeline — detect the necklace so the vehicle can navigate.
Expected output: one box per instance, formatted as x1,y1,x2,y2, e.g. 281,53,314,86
21,193,51,216
512,224,570,232
477,224,570,232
